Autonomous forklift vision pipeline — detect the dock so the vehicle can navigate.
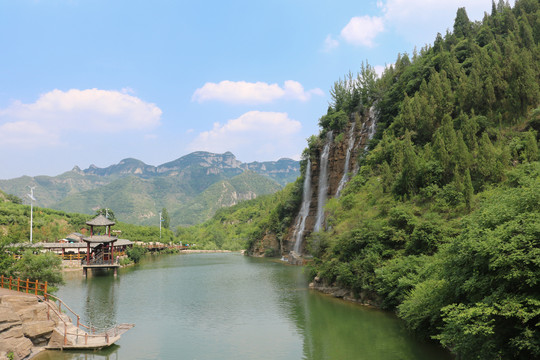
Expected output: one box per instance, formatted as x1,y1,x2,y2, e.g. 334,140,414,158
0,276,134,352
42,292,134,350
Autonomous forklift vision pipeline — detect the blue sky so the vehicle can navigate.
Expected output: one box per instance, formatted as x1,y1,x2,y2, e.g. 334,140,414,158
0,0,497,179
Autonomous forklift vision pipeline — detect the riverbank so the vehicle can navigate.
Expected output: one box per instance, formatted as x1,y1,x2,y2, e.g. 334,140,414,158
181,249,234,253
0,289,65,360
308,276,381,307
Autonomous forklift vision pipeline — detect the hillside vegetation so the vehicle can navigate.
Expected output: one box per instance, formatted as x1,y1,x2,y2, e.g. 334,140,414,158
176,179,302,250
183,1,540,358
0,189,174,246
305,2,540,359
0,152,298,228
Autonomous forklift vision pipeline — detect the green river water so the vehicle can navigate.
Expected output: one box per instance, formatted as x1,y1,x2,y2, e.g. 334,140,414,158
35,253,453,360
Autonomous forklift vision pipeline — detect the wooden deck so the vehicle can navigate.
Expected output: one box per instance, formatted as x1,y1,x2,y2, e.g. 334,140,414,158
1,276,134,350
42,293,134,350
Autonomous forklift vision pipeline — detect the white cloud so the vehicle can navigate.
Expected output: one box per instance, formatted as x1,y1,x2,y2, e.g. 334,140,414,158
340,16,385,47
322,34,339,52
326,0,494,50
188,111,302,160
0,88,162,149
192,80,323,104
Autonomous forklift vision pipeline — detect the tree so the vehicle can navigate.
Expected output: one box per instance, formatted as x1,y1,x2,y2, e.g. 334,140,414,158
393,132,418,197
454,7,472,38
95,208,116,221
126,244,147,263
161,208,170,229
463,169,474,211
13,250,64,292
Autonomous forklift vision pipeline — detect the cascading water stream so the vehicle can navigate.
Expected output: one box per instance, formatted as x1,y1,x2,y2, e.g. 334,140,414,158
314,131,333,233
292,158,312,254
364,106,377,151
353,106,378,175
335,122,356,197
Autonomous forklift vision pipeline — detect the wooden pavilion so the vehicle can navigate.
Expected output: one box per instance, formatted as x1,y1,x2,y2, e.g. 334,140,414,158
82,214,121,276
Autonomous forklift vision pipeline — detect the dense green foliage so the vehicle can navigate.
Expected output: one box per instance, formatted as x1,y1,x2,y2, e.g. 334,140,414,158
95,208,117,221
305,2,540,358
0,190,176,288
12,250,64,292
126,244,148,263
0,198,174,245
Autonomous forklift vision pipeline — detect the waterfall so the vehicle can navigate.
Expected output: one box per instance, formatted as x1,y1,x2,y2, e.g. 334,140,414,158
292,158,312,253
335,122,356,197
314,131,333,233
353,106,378,175
364,106,377,151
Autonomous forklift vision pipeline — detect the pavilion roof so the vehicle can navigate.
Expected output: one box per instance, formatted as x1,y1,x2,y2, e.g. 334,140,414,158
86,214,115,227
82,235,118,243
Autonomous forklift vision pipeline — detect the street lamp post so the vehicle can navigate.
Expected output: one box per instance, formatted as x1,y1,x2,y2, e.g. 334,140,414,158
159,211,162,240
27,187,36,243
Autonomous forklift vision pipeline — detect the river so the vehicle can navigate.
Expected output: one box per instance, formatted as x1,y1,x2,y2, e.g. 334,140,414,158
35,253,453,360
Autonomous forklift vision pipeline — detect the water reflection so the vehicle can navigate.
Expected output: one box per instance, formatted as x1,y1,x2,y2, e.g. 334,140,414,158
83,270,119,330
36,345,119,360
37,254,452,360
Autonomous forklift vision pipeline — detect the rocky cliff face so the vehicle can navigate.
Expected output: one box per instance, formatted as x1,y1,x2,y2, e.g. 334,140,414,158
283,109,377,257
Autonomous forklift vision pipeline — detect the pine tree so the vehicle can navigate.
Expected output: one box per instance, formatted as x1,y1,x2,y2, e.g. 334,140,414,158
454,7,472,38
393,132,419,197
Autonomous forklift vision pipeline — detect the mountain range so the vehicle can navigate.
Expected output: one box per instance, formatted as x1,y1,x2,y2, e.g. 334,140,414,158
0,151,300,227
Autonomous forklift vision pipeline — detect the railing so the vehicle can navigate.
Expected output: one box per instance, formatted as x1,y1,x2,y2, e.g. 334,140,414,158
81,251,120,266
0,275,48,297
42,293,133,347
0,275,133,348
142,243,190,250
11,252,126,261
60,253,86,260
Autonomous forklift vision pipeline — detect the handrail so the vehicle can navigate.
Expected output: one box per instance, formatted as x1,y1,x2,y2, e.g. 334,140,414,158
0,275,47,297
0,274,132,347
12,253,127,261
40,296,125,346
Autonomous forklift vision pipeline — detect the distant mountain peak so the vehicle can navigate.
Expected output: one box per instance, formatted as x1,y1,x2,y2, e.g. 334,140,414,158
0,150,300,226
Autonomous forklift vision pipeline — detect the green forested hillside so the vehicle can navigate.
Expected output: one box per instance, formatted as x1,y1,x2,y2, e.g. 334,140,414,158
53,166,283,227
171,171,282,226
176,179,301,250
186,1,540,358
0,189,173,246
306,2,540,359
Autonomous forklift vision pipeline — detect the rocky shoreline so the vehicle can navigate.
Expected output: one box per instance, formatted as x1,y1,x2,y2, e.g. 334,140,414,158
0,289,72,360
308,276,381,307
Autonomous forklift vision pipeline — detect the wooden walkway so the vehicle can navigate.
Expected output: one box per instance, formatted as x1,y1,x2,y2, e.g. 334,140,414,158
42,293,134,350
1,276,134,350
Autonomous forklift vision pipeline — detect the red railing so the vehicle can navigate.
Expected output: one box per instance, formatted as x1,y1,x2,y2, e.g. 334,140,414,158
0,275,132,347
0,275,47,297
